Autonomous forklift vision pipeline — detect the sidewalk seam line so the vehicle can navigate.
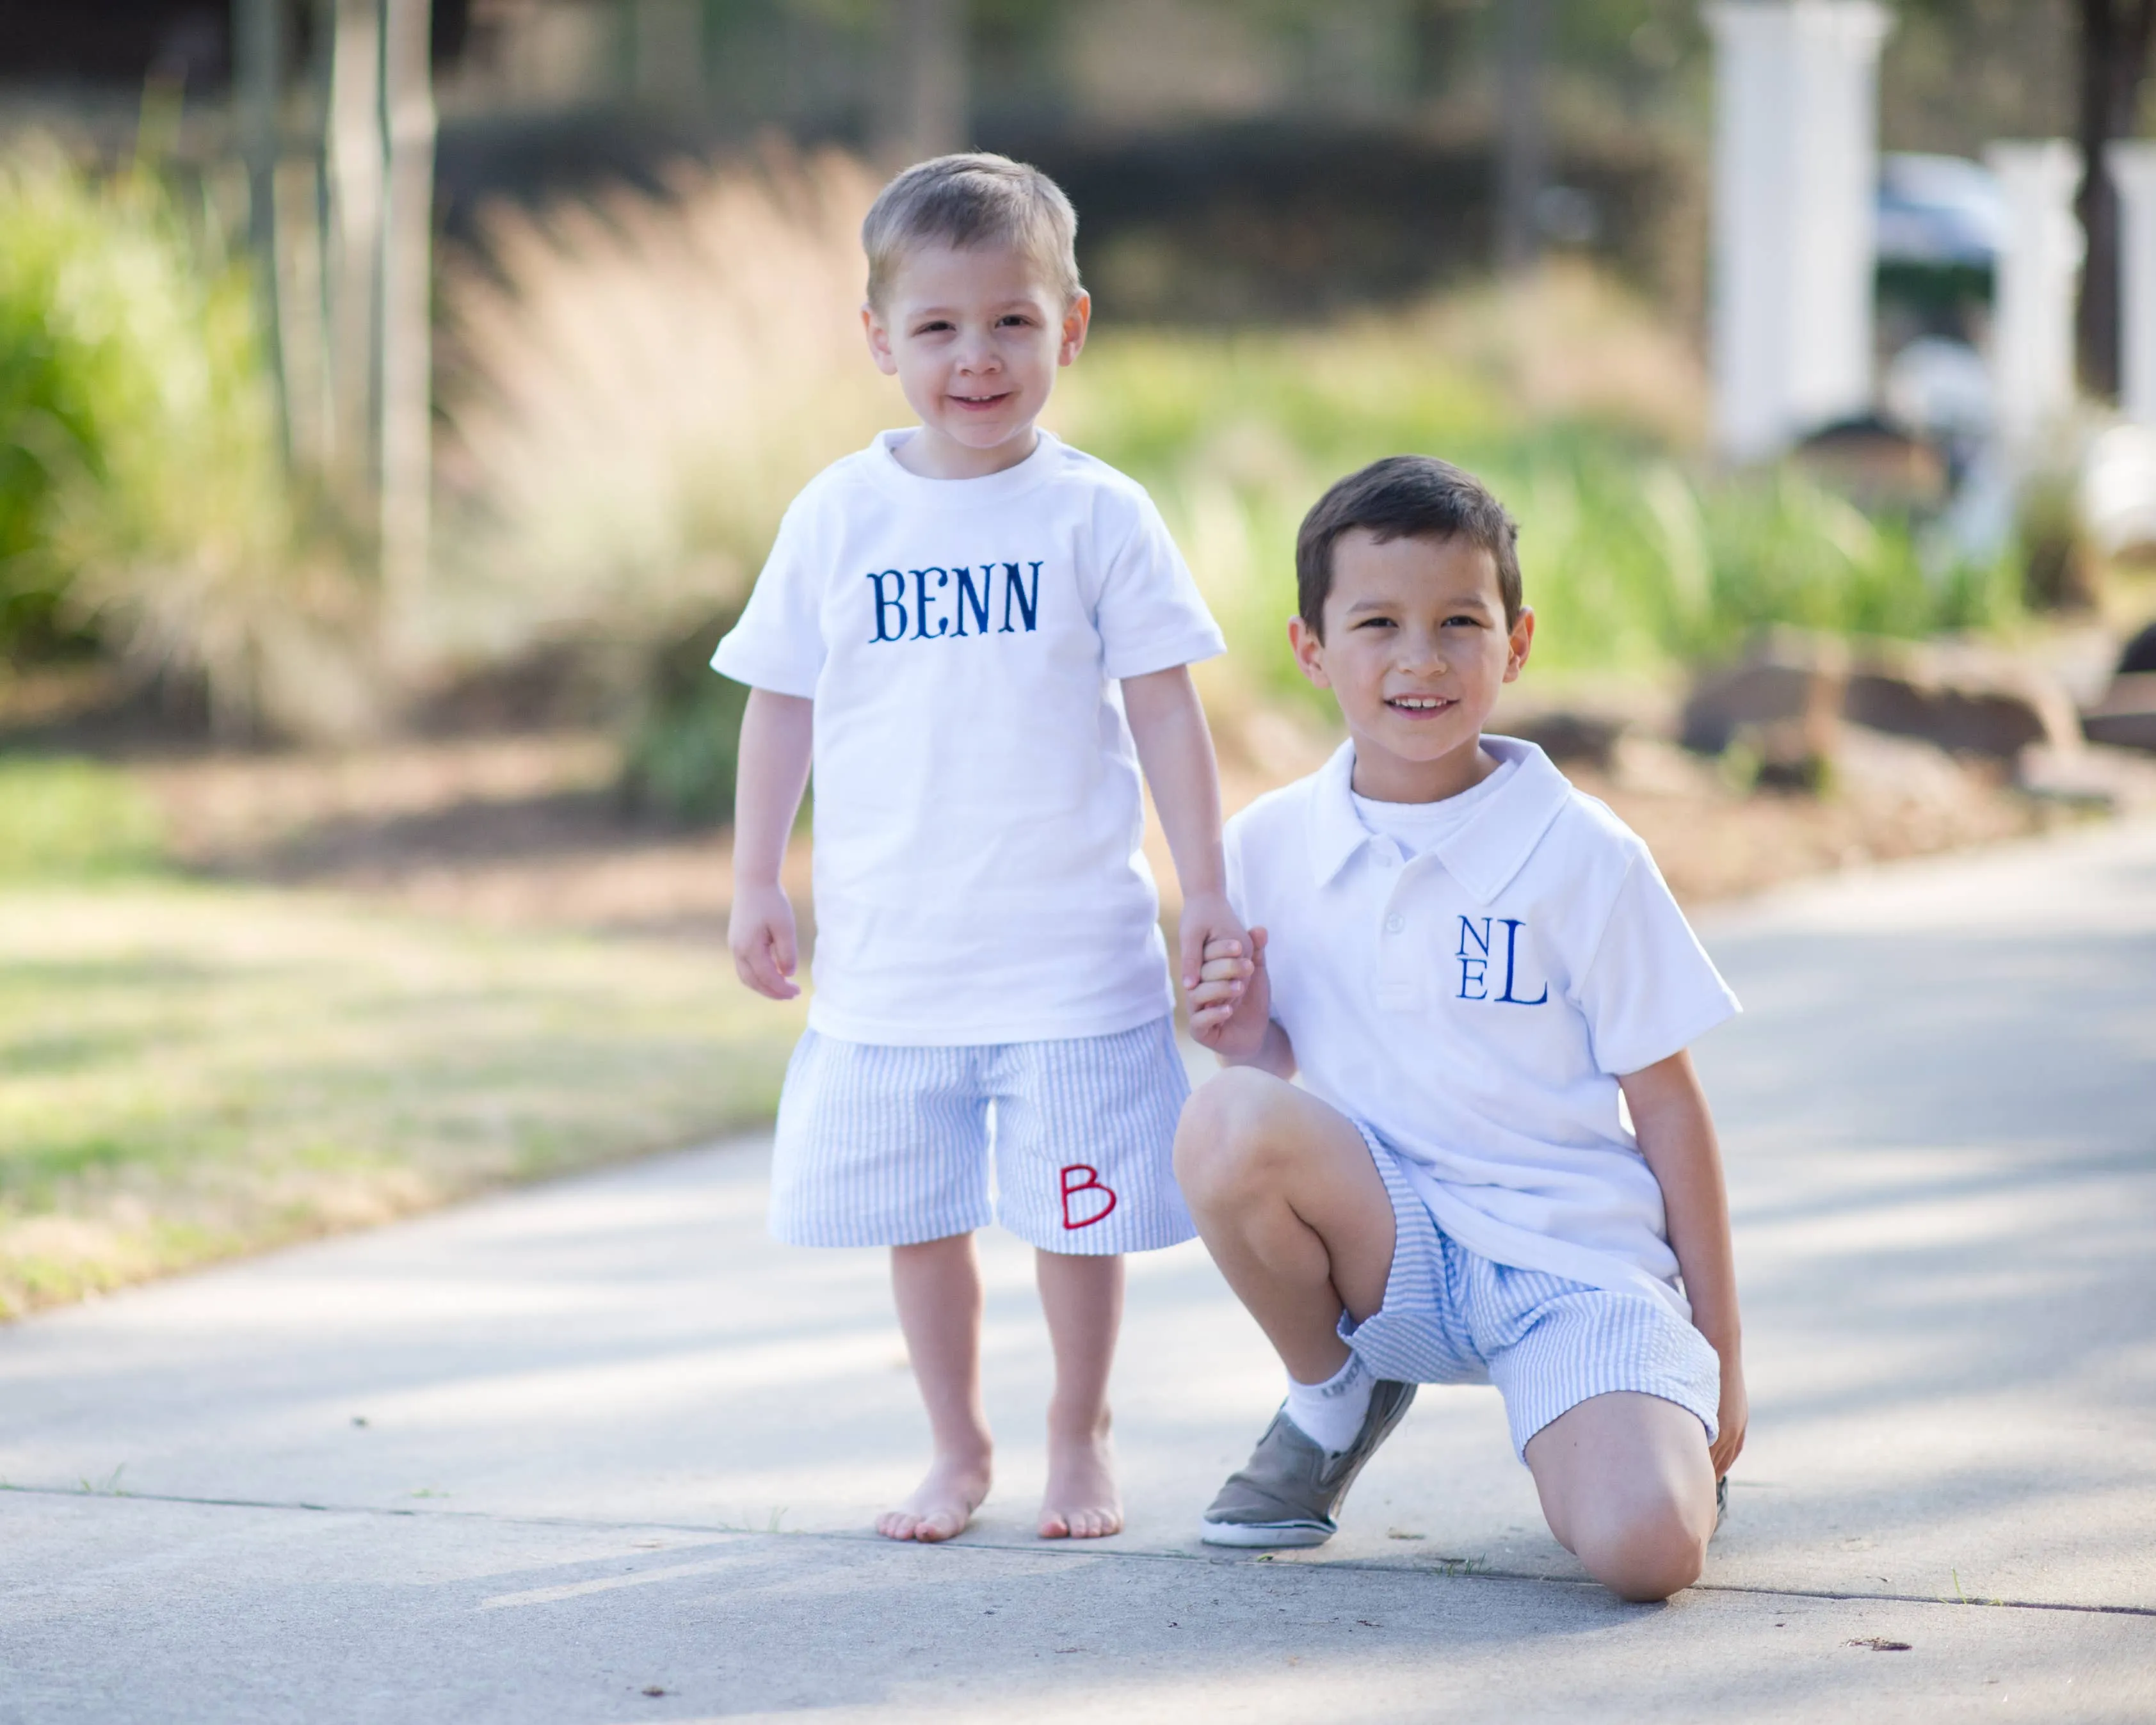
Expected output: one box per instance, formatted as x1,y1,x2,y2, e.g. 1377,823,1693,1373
6,1482,2150,1619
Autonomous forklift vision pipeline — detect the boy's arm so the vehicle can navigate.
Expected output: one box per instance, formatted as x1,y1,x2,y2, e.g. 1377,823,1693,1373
1619,1050,1746,1479
1122,666,1248,1004
727,687,814,1000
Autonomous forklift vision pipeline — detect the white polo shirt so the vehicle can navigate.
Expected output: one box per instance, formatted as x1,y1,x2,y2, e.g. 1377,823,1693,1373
1225,737,1740,1317
714,428,1225,1046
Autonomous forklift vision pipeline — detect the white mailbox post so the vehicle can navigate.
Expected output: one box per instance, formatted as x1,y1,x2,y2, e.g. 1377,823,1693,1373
1984,141,2084,453
2108,141,2156,429
1707,0,1892,464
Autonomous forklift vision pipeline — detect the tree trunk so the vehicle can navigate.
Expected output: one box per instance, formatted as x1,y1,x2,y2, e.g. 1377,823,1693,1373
878,0,967,169
1496,0,1547,276
325,0,383,493
233,0,287,457
2075,0,2156,401
379,0,435,627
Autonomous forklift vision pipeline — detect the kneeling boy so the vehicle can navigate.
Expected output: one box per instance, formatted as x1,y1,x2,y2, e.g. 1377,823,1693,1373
1179,456,1745,1602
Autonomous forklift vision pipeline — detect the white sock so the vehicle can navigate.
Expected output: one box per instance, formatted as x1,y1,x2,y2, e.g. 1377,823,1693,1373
1282,1352,1374,1455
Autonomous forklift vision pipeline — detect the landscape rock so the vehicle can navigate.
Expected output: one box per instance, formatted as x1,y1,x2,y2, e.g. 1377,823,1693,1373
1678,629,1848,758
1843,637,2082,758
1682,629,2083,764
1499,707,1627,769
2079,673,2156,754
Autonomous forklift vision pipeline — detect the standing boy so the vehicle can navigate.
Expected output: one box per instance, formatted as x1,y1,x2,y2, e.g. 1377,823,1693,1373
716,154,1246,1544
1180,456,1746,1601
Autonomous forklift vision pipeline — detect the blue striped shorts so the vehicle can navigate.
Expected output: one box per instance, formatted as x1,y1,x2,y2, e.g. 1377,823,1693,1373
768,1016,1195,1254
1341,1125,1722,1460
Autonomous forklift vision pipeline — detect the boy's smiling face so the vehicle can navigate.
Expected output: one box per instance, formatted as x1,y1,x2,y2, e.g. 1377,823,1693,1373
1290,528,1534,803
863,241,1090,479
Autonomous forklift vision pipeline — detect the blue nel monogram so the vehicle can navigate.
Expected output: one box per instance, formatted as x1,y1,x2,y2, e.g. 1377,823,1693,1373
1456,915,1548,1005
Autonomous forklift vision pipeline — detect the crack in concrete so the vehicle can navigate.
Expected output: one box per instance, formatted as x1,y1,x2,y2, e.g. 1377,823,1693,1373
6,1480,2150,1620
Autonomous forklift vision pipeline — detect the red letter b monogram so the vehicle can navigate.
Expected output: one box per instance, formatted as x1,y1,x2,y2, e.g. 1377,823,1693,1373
1059,1164,1118,1231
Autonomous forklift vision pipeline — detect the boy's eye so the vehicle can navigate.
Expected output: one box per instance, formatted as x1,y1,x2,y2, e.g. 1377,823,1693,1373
997,314,1034,328
913,319,954,335
1442,614,1486,629
1355,616,1396,630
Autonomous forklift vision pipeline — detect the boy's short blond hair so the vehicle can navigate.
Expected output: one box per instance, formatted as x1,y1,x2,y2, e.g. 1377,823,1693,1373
862,152,1082,309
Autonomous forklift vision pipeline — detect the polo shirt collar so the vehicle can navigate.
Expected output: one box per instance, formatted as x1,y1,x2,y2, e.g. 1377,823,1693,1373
1308,735,1575,904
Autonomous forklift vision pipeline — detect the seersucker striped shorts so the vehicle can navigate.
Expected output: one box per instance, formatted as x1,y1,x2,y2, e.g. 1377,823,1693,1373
1341,1123,1723,1460
768,1015,1195,1254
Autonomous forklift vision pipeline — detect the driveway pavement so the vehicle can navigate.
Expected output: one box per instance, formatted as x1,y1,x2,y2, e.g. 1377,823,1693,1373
3,821,2153,1722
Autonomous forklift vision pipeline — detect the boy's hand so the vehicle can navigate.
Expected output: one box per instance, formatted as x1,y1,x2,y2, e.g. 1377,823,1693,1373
1176,889,1248,1002
728,881,801,1000
1189,926,1270,1059
1711,1350,1748,1480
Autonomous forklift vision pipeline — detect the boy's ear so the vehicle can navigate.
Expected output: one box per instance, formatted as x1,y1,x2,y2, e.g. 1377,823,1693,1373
1504,606,1535,682
1288,614,1331,689
861,302,899,376
1058,291,1093,367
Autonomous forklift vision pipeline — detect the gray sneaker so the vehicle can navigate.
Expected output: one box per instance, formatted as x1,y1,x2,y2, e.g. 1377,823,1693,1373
1199,1379,1418,1548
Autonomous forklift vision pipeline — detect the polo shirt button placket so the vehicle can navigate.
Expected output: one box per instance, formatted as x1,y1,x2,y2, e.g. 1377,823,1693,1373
1375,900,1421,1011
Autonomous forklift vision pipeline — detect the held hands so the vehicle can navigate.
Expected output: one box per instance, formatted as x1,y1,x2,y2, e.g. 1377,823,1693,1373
728,880,801,1000
1187,921,1270,1059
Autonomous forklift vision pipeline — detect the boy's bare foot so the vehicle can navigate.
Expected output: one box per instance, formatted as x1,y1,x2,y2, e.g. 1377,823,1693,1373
876,1451,992,1543
1038,1429,1123,1539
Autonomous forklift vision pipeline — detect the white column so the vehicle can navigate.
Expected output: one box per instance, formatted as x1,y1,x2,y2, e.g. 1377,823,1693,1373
1707,1,1892,464
1984,141,2084,451
2108,141,2156,427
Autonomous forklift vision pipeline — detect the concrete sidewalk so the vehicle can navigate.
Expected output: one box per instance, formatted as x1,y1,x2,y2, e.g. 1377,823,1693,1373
4,821,2155,1722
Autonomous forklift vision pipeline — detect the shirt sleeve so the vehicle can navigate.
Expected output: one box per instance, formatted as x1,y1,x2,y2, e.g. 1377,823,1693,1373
1573,850,1741,1077
1094,490,1227,680
1223,813,1250,927
711,501,825,697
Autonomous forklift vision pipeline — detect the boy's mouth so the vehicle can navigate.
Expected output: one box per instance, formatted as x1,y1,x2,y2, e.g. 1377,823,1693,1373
950,391,1012,411
1385,694,1454,717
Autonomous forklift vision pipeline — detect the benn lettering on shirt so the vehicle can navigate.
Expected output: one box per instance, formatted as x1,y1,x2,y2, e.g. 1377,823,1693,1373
865,563,1043,643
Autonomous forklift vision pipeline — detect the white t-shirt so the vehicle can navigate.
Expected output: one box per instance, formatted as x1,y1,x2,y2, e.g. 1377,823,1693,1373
1226,737,1740,1316
713,428,1225,1045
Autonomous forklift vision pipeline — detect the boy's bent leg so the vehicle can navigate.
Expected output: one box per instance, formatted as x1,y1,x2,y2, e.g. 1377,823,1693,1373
882,1233,994,1543
1524,1391,1717,1601
1035,1249,1123,1539
1174,1068,1396,1377
1177,1070,1417,1547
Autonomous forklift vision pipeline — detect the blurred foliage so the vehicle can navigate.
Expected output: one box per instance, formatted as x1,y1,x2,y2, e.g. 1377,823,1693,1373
436,145,889,822
1057,276,2021,732
621,615,753,825
0,143,373,738
0,757,165,879
434,145,887,677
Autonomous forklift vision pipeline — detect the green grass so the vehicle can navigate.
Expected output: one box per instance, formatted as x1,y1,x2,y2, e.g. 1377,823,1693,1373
0,756,166,878
0,876,802,1317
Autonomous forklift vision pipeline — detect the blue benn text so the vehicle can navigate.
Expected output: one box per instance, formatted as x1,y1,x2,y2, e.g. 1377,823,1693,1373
867,562,1042,643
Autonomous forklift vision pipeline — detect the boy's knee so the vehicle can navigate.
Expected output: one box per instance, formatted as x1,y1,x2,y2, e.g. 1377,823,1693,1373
1174,1068,1294,1206
1572,1491,1712,1603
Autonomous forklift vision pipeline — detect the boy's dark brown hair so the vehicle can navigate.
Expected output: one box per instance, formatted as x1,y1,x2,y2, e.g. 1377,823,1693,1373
1295,455,1523,636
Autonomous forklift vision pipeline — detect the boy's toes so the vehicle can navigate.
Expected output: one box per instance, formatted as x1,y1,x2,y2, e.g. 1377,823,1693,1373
912,1508,966,1543
1038,1501,1123,1539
